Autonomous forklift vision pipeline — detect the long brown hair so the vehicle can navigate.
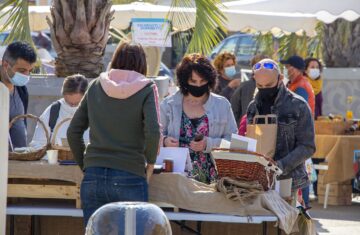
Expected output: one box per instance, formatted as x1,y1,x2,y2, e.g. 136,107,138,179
110,42,147,76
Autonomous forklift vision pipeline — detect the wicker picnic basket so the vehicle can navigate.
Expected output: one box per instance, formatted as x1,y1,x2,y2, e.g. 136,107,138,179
9,114,49,161
51,118,73,161
211,148,283,191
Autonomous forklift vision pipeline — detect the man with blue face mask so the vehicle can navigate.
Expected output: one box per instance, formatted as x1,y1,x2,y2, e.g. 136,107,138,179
0,41,37,148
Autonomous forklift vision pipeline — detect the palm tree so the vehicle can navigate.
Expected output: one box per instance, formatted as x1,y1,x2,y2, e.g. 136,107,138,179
322,18,360,67
0,0,226,78
46,0,113,78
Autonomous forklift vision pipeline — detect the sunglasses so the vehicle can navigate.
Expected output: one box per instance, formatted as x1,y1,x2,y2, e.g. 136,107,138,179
253,62,278,71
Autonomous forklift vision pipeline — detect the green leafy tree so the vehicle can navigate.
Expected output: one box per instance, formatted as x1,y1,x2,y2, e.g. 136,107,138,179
255,19,360,68
0,0,33,46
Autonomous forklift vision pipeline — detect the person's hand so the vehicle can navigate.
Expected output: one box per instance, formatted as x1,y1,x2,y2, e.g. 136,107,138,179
190,137,207,152
146,164,154,184
228,79,241,89
164,137,179,147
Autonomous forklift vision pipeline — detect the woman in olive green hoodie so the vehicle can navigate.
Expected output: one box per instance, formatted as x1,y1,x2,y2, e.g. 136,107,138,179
67,42,161,227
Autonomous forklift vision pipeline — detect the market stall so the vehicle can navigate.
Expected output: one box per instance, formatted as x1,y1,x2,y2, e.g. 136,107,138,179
314,134,360,184
7,159,300,234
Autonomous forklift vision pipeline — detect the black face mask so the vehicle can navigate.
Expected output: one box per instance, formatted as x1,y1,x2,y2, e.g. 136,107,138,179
187,83,209,97
258,86,279,101
258,76,280,101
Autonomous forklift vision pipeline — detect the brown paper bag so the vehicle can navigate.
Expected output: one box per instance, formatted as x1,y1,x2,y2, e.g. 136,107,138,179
246,115,277,158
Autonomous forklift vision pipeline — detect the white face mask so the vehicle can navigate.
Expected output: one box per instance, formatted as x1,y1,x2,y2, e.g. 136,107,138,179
62,100,78,115
308,68,320,80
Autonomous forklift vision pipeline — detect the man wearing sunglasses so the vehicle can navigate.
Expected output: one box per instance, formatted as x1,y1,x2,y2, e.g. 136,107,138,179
246,59,316,204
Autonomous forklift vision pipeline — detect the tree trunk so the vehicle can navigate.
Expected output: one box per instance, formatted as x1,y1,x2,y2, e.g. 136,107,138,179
47,0,114,78
322,18,360,67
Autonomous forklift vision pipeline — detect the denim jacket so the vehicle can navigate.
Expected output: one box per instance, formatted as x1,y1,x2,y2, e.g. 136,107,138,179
247,84,316,190
160,91,238,153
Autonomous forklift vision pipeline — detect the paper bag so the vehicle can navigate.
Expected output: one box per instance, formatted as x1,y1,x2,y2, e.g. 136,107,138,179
246,115,277,158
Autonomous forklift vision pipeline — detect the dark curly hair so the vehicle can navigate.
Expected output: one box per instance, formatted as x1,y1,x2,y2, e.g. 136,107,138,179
3,41,37,65
304,57,323,72
176,53,217,95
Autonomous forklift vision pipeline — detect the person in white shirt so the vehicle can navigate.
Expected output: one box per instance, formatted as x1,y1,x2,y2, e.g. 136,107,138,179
30,74,89,149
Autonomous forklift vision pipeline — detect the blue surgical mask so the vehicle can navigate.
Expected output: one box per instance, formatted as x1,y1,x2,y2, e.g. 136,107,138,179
224,66,236,78
10,72,30,87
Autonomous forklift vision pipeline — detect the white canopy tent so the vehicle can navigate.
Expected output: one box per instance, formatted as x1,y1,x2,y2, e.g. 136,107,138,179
223,9,317,36
224,0,360,23
0,2,318,35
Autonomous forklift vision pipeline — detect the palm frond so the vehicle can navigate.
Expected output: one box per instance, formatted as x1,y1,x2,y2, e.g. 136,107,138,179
279,33,297,59
254,32,275,59
169,0,227,55
109,26,130,43
337,20,351,46
0,0,33,47
297,32,308,58
308,22,324,59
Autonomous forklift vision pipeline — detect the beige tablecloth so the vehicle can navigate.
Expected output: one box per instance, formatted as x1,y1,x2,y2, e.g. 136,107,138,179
8,161,299,234
314,135,360,184
149,173,298,234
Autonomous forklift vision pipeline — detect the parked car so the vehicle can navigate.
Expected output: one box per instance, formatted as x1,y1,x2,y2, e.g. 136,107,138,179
209,33,266,70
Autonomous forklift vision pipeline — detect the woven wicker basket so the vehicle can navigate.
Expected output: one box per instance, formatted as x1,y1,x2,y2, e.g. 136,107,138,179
212,148,283,191
51,118,73,161
9,114,49,161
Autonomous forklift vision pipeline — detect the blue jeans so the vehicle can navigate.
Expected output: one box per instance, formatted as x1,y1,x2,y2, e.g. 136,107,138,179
302,185,310,208
81,167,148,227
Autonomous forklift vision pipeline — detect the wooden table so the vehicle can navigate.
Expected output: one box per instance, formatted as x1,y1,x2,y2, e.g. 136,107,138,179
7,160,83,208
314,134,360,184
6,203,279,235
7,161,297,235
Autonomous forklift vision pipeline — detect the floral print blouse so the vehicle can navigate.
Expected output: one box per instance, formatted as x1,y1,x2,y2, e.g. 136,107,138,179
179,112,217,184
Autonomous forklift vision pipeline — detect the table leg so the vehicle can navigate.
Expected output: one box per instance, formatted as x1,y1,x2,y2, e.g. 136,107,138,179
197,221,202,234
262,221,268,235
31,215,35,235
10,215,14,235
173,220,201,235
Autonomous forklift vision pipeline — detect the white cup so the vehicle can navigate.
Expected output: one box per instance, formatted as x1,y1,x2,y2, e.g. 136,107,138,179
279,178,292,198
47,150,58,165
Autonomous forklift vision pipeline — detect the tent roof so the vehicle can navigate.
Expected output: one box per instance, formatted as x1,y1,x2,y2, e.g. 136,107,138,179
0,2,320,36
224,0,360,23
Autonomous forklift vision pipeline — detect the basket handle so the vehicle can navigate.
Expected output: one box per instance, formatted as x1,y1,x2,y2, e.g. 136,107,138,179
252,114,277,124
9,114,50,147
51,117,72,147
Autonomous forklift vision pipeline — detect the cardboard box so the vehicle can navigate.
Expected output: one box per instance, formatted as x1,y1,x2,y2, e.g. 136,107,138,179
318,195,352,206
317,184,352,197
317,174,351,185
315,120,352,135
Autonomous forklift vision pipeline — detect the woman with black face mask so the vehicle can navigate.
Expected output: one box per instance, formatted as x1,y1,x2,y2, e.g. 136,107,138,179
160,53,238,184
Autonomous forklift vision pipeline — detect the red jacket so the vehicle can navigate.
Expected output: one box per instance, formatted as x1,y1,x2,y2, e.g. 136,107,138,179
287,75,315,115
